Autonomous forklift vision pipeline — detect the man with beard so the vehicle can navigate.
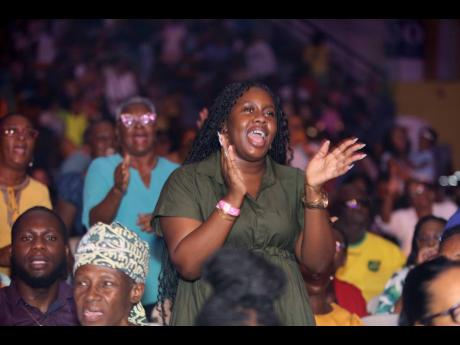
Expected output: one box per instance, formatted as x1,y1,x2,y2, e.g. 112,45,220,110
0,206,78,325
332,183,406,303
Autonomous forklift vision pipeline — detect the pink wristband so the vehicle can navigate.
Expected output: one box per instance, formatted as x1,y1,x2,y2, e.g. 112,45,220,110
216,200,241,217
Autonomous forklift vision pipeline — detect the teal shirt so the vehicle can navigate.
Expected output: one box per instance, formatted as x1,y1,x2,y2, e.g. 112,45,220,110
82,154,179,305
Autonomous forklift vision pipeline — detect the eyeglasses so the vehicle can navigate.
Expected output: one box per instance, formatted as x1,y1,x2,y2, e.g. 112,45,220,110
420,301,460,325
119,113,156,129
2,127,39,139
341,198,370,210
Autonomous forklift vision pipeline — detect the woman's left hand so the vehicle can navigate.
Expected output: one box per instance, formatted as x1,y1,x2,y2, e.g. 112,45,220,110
305,138,367,188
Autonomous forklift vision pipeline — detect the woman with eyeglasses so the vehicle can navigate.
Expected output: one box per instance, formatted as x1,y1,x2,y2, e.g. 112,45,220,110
375,215,446,315
81,97,179,310
399,256,460,326
0,113,52,277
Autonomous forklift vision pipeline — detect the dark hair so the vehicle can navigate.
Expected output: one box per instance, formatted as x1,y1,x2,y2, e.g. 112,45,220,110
194,247,285,326
399,256,460,326
406,215,447,266
11,206,69,245
440,224,460,248
184,81,291,165
83,118,115,145
0,112,33,128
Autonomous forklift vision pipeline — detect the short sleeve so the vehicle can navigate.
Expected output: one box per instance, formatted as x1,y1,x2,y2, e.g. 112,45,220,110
152,167,203,237
82,158,113,229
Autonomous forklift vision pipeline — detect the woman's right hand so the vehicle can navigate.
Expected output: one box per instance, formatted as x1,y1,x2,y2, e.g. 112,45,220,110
114,154,131,194
219,132,246,202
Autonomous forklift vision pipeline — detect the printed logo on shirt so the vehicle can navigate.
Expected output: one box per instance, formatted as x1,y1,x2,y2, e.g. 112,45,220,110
368,260,381,272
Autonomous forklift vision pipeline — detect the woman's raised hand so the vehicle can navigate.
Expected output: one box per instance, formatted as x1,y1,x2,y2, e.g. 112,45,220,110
305,138,367,188
219,132,247,200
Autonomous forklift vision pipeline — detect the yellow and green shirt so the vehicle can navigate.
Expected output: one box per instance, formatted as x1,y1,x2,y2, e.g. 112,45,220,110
336,232,406,302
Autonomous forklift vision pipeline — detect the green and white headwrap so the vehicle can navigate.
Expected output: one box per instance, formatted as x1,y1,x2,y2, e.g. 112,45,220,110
73,222,150,326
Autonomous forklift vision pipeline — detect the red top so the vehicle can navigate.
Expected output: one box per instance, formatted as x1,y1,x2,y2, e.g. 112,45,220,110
333,278,368,317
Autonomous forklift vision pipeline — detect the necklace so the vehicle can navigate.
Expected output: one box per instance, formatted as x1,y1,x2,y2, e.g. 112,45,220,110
21,304,45,326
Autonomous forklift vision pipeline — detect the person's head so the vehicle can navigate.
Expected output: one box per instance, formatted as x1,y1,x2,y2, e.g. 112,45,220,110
180,127,197,151
73,222,149,326
399,256,460,326
440,225,460,261
0,113,38,172
115,96,157,158
406,179,435,210
406,215,447,266
85,119,117,159
10,206,69,289
299,226,343,297
185,81,290,165
195,247,285,326
418,126,437,151
288,114,307,146
385,125,410,157
333,183,372,244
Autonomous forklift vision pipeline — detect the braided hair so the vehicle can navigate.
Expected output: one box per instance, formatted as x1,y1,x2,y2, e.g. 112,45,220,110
185,81,291,165
155,81,291,325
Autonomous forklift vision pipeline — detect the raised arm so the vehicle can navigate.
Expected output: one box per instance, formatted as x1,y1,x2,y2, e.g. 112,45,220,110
89,155,130,226
296,138,366,273
162,143,246,281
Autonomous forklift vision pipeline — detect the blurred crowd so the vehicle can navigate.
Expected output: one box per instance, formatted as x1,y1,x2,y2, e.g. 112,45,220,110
1,19,460,326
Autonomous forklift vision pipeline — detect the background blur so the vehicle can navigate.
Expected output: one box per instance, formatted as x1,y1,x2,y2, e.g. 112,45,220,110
1,19,460,204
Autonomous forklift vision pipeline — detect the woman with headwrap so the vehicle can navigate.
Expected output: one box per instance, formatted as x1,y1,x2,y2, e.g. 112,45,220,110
73,221,155,326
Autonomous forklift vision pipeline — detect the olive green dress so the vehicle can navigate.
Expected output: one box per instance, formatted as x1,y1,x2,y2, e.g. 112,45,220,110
152,151,315,326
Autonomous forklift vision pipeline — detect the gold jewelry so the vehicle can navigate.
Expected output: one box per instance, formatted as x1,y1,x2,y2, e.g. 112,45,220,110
215,207,238,222
302,188,329,209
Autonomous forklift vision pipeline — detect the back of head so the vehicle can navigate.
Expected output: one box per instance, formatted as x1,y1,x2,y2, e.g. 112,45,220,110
195,247,286,326
202,247,285,301
399,256,460,326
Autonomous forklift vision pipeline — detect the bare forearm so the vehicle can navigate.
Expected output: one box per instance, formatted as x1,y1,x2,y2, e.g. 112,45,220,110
89,187,124,226
171,211,236,280
167,193,244,281
300,208,334,272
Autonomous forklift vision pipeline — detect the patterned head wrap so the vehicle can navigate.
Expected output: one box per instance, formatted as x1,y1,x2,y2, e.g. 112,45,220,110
73,222,151,326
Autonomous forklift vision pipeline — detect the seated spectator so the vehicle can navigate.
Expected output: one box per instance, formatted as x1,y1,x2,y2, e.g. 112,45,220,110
195,247,285,326
73,221,153,326
439,225,460,261
82,96,179,308
399,256,460,326
410,126,437,184
299,226,364,326
0,207,78,325
331,226,368,318
56,119,117,243
376,179,457,256
333,183,406,302
375,215,446,314
0,113,52,277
